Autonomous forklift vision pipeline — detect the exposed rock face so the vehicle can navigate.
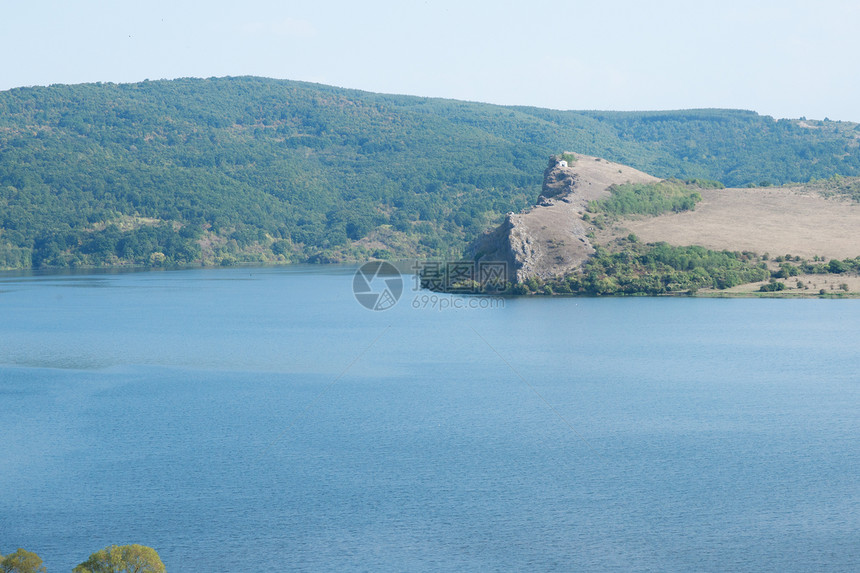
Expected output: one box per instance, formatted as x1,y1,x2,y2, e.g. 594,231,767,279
539,163,578,202
468,153,660,283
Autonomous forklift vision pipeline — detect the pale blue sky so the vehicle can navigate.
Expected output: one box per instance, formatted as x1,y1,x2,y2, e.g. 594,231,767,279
2,0,859,121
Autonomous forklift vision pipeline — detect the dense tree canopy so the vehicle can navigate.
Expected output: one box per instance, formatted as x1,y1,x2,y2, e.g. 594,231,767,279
507,241,771,296
1,76,859,269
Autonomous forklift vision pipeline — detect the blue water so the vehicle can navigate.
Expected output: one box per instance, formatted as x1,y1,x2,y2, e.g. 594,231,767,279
1,267,858,572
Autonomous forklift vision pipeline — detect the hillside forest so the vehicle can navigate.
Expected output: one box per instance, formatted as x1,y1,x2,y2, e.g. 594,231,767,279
1,76,860,270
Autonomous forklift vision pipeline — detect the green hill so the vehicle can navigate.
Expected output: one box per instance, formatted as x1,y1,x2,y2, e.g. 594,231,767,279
1,76,858,269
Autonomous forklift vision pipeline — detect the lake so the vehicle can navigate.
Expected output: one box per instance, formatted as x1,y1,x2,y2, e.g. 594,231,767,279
1,266,858,572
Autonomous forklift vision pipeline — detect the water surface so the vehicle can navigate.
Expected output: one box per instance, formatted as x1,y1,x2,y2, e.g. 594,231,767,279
1,267,857,571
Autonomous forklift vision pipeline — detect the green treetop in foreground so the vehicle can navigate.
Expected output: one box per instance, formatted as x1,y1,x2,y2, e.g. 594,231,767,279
2,545,166,573
0,549,46,573
73,545,165,573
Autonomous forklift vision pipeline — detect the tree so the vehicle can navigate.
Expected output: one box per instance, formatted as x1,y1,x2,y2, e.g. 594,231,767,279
73,545,165,573
0,548,46,573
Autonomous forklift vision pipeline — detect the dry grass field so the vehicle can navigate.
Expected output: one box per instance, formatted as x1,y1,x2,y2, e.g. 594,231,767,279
595,182,860,296
617,186,860,260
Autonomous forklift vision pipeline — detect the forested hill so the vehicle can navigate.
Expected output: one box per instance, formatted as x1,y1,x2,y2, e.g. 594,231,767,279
1,76,859,269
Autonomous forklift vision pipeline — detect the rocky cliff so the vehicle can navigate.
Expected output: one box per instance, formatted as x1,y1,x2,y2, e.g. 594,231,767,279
468,153,659,282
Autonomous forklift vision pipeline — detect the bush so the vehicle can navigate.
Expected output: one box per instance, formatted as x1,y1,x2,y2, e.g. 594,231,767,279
760,281,786,292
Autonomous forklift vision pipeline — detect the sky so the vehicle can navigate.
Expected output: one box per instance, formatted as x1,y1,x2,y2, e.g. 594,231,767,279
2,0,859,122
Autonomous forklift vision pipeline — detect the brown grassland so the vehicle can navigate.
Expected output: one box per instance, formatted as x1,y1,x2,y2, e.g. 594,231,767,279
598,183,860,296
